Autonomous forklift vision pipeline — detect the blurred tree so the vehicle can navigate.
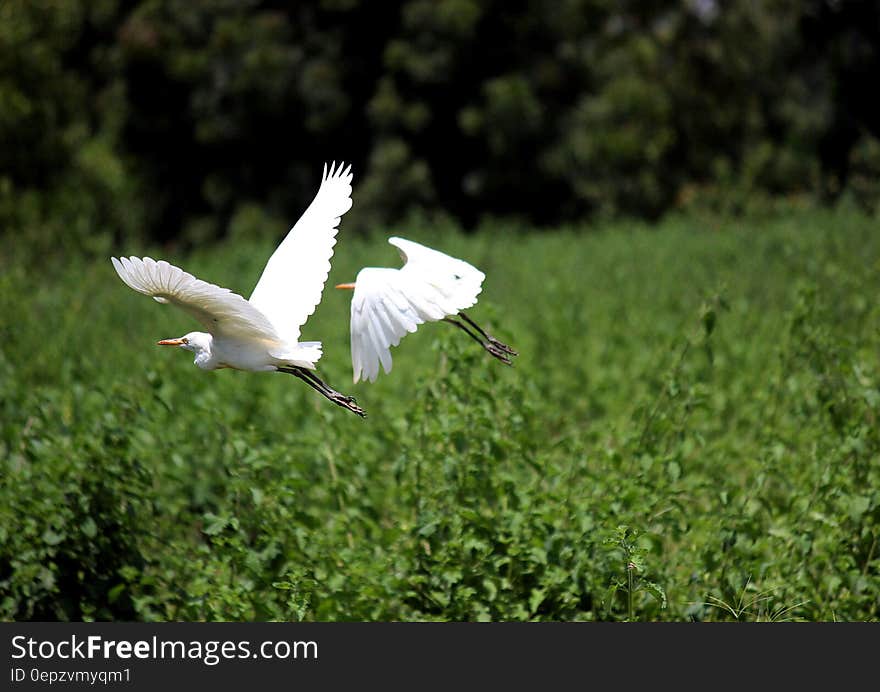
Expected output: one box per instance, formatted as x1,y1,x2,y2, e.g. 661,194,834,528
0,0,141,258
2,0,879,259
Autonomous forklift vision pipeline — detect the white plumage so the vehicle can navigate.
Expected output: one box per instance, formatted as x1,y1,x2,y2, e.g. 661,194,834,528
338,237,515,384
249,162,353,345
111,162,365,417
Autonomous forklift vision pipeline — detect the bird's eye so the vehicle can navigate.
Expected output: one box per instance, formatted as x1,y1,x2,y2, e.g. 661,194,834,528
453,274,461,280
182,337,189,344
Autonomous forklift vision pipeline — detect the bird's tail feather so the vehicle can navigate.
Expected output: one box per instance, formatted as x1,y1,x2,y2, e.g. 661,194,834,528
272,341,323,369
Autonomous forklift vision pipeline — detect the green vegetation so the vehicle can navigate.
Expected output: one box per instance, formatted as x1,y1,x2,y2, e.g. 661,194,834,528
3,0,877,624
2,207,878,621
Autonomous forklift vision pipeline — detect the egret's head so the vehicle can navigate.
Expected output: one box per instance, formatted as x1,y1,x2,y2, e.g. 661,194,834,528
157,331,212,354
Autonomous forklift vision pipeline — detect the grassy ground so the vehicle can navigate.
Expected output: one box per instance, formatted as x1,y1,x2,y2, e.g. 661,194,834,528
1,207,879,621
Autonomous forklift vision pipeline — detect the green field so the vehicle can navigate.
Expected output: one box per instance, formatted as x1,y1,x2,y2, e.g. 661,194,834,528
1,208,879,621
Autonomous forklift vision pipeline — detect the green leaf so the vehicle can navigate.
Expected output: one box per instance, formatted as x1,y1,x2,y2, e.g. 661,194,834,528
202,513,228,536
81,518,97,539
846,495,871,522
42,529,64,546
107,583,126,604
529,588,546,614
418,520,439,537
642,581,667,609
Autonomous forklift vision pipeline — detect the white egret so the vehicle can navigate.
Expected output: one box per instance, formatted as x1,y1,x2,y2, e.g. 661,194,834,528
335,236,517,383
111,161,366,417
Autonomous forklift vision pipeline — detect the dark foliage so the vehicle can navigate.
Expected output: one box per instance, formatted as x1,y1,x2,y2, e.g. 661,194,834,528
2,0,880,256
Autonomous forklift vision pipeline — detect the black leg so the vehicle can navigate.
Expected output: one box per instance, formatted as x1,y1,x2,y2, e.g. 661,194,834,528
442,316,514,365
278,366,366,418
459,311,518,357
442,316,485,346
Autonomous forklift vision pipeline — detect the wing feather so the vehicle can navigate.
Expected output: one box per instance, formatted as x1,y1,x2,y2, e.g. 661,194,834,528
348,269,411,382
349,267,453,383
111,256,281,344
390,236,485,313
249,161,354,343
366,305,393,375
372,298,399,346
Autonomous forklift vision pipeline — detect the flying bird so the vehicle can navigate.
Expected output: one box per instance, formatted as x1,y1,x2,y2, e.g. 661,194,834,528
335,236,517,383
111,162,366,417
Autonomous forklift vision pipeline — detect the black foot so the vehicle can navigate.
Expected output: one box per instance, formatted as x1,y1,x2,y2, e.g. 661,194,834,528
482,341,513,365
279,366,367,418
487,335,518,356
329,392,367,418
482,335,517,364
444,315,519,366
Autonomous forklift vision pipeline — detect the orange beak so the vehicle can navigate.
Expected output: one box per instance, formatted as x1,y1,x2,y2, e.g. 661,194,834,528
157,338,186,346
335,282,356,290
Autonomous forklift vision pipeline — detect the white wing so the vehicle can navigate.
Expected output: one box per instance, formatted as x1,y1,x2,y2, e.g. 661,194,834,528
111,256,282,345
249,161,353,343
389,237,486,309
349,238,486,383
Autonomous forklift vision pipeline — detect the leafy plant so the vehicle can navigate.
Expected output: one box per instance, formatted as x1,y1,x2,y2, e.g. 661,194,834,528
602,526,667,621
1,209,879,621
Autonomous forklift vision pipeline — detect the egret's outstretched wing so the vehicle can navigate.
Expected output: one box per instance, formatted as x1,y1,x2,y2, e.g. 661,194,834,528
111,256,281,344
389,237,485,311
349,240,485,383
249,161,353,344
